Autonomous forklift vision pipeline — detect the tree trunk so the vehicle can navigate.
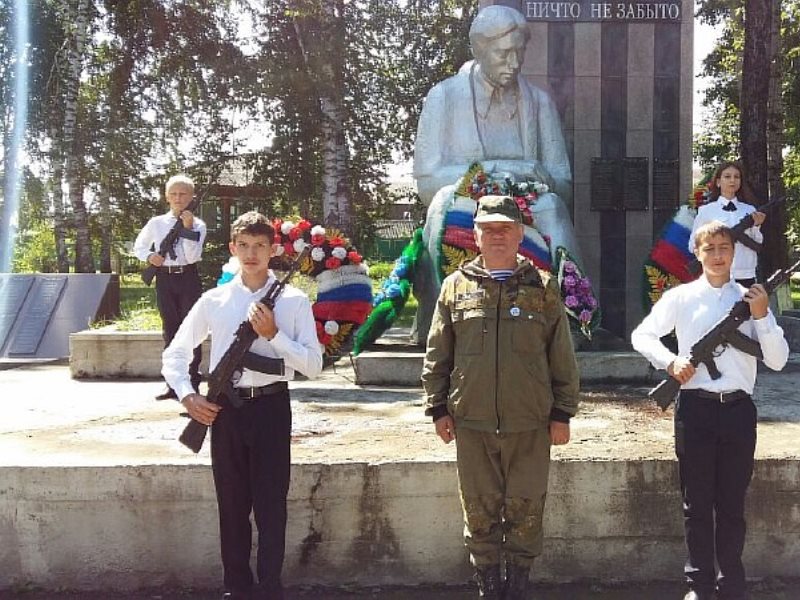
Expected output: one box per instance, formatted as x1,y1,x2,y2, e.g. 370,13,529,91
740,0,776,274
98,184,112,273
292,0,351,230
61,0,94,272
49,119,70,273
764,0,788,271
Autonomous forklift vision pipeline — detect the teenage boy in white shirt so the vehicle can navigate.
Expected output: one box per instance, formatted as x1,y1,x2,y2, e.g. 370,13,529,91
134,174,207,399
632,220,788,600
163,211,323,600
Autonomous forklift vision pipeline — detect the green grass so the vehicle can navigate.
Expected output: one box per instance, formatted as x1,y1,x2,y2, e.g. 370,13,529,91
97,274,161,331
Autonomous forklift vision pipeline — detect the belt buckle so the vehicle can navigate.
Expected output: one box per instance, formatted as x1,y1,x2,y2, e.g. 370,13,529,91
237,386,257,400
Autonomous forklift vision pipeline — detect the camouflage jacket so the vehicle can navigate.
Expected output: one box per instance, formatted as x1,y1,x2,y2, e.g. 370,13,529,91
422,255,579,433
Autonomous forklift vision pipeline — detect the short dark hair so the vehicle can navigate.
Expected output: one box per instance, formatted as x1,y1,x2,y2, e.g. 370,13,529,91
693,220,734,249
230,211,275,244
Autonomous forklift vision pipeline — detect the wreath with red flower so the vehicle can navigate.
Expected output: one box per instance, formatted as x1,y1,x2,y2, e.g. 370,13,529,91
218,218,373,358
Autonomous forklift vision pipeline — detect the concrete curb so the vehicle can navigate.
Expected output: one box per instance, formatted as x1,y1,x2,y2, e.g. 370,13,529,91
2,459,799,591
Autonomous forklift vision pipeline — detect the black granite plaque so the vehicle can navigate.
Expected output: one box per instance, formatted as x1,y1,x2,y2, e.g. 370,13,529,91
622,157,649,210
591,158,623,211
653,159,680,209
8,277,66,356
0,276,34,352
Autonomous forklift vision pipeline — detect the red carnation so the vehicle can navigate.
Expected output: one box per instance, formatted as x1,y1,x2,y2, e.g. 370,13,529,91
329,236,345,248
319,333,332,346
297,219,312,231
274,234,282,244
272,219,283,231
283,242,294,255
347,251,362,264
311,233,326,246
325,256,342,270
289,227,302,241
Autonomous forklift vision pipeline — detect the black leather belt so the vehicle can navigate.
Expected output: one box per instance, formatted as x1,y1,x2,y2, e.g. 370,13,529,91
235,381,288,400
688,389,750,403
160,264,196,274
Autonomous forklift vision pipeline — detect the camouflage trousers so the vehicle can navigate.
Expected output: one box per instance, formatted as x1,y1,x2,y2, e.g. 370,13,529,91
455,427,551,568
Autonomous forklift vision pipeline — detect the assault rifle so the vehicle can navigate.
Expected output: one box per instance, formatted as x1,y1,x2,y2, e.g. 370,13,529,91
179,246,310,453
650,257,800,410
141,199,202,286
688,197,785,275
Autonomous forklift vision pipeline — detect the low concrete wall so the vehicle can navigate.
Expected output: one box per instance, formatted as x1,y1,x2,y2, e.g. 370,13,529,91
352,351,659,385
2,459,799,590
70,329,210,378
70,329,658,384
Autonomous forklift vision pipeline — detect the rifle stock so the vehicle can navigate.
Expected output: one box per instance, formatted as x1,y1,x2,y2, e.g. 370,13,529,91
649,377,682,410
178,246,310,453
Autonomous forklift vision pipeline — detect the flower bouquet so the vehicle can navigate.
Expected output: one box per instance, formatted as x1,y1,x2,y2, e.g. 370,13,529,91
554,247,600,339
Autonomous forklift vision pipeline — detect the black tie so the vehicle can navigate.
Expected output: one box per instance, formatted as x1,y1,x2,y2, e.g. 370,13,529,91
722,201,736,212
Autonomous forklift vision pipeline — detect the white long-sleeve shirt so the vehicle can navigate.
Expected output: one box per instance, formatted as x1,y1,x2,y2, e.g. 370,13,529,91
631,275,788,394
162,273,323,400
133,212,207,266
688,197,762,280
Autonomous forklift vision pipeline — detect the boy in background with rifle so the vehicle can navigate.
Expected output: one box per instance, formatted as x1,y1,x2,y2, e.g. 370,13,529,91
162,211,322,600
631,220,790,600
134,174,207,399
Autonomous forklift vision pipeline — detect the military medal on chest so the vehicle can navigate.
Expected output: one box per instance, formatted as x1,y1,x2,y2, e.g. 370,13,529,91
510,306,520,317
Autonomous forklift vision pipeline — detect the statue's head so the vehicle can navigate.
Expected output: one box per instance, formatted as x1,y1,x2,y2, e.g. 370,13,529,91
470,6,530,88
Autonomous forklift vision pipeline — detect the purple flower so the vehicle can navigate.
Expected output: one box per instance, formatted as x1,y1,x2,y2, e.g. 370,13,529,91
586,296,598,309
579,309,593,323
579,278,592,292
563,275,577,290
565,295,580,308
564,261,577,274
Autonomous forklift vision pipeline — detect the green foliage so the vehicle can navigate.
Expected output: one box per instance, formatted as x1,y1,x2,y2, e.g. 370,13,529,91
99,274,160,331
12,220,61,273
6,0,477,281
694,0,800,245
367,261,395,281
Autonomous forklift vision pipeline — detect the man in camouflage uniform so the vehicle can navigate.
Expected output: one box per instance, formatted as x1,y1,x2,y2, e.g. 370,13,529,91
422,195,580,599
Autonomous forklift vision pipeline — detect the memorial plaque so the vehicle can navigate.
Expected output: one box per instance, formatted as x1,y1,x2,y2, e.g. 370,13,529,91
652,159,680,209
590,158,623,211
622,158,649,210
8,277,66,356
0,276,34,352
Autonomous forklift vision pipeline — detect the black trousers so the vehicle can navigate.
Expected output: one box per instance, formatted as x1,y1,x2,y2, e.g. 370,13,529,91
675,390,757,599
155,267,202,388
211,389,291,599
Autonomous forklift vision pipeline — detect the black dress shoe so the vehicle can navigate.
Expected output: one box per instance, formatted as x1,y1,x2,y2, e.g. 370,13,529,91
155,387,178,400
684,591,714,600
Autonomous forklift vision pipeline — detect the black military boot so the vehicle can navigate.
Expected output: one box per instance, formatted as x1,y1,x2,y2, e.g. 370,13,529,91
474,564,502,598
504,562,530,600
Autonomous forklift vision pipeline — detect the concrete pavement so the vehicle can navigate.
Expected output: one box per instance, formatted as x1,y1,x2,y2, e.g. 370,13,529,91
1,358,799,594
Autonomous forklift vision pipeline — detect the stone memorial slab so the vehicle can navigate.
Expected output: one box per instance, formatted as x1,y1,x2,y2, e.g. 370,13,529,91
0,274,119,360
0,276,34,352
8,277,67,356
652,158,680,210
590,158,622,211
622,157,649,210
